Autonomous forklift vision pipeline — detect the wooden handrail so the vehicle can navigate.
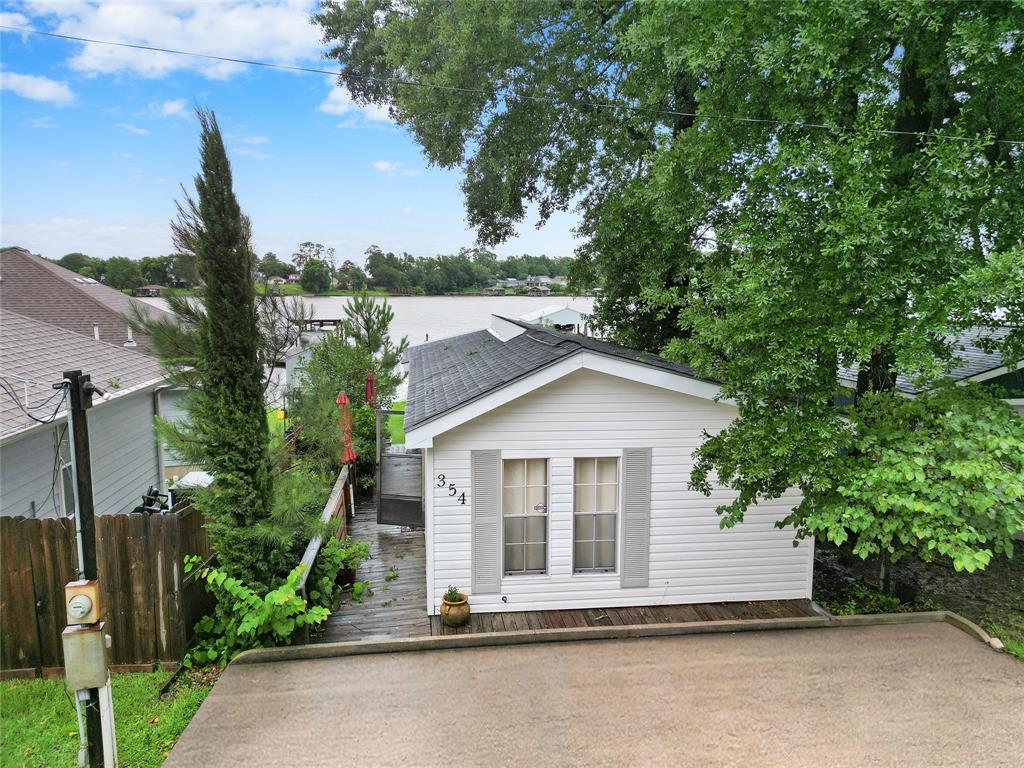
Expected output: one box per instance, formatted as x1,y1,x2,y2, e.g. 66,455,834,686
295,465,349,593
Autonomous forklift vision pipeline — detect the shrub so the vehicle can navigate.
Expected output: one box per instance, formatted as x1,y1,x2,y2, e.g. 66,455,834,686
308,536,371,608
184,556,328,667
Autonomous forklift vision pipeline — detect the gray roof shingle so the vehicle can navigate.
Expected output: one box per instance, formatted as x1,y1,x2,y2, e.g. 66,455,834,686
837,326,1016,394
404,318,703,430
0,247,172,353
0,310,166,439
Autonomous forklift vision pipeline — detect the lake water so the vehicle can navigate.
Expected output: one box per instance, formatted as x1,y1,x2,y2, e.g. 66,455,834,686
139,294,596,402
141,294,595,346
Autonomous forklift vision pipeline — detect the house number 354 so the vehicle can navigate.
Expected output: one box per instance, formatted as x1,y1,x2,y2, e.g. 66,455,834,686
435,474,467,505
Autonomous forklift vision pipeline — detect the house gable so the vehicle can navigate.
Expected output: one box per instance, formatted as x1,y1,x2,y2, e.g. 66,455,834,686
404,350,726,449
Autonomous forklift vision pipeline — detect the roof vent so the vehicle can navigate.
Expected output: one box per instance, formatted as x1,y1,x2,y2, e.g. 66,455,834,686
489,315,526,342
93,324,100,341
123,325,137,348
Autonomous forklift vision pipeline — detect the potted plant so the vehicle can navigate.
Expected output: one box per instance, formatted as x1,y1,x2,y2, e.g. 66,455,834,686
440,585,470,628
333,537,371,588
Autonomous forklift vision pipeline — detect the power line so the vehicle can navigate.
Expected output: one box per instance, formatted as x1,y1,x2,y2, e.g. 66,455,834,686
3,24,1022,147
0,377,67,424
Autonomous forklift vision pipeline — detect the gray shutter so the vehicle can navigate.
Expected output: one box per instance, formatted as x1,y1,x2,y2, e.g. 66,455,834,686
471,450,501,594
621,448,652,589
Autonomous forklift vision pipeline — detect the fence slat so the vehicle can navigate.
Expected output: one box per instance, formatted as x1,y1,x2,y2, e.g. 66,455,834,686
2,504,211,677
0,517,41,672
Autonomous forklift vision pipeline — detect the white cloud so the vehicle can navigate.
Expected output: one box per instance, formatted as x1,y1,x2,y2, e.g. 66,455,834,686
0,11,33,32
34,1,322,80
371,159,419,177
116,122,149,135
234,146,271,160
28,116,57,128
0,71,75,105
319,76,391,123
402,207,413,215
1,215,172,260
155,98,187,117
239,135,269,145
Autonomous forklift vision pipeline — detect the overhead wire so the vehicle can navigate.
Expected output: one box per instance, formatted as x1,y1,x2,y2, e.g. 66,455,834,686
2,24,1022,147
0,377,67,424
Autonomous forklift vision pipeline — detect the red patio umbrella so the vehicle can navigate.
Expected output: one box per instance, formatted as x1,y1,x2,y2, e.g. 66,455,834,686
365,370,377,409
336,392,358,515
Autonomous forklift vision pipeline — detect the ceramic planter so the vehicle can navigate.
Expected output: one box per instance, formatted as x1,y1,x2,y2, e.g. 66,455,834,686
440,593,470,628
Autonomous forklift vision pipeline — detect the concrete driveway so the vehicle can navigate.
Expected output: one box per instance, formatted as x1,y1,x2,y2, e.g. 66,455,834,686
167,622,1023,768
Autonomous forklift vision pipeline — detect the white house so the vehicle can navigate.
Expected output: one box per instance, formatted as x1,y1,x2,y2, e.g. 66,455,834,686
519,303,592,335
403,316,812,616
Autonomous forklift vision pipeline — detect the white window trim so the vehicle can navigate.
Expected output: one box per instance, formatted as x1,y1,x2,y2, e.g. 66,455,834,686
500,456,551,577
571,456,623,576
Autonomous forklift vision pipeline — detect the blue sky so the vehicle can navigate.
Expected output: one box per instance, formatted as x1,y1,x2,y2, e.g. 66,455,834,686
0,1,580,264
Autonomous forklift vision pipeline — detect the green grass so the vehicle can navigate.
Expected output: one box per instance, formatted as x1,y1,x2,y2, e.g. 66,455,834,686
0,671,212,767
254,283,305,296
388,401,405,444
317,287,392,297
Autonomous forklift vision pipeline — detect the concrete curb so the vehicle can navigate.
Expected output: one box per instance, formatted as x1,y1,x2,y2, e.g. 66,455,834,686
231,609,1001,666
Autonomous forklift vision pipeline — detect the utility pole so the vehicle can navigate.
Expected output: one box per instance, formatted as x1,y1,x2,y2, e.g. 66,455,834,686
64,369,104,768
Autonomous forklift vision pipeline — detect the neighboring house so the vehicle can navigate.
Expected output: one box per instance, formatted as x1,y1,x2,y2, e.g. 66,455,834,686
0,310,171,518
527,284,551,296
403,316,811,616
286,273,301,284
502,278,523,289
266,276,287,287
837,326,1023,416
526,275,553,287
519,304,592,335
484,284,506,296
0,247,168,352
133,284,165,297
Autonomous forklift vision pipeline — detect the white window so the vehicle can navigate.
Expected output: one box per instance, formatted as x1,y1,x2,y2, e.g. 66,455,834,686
502,458,548,574
56,427,75,517
574,457,618,572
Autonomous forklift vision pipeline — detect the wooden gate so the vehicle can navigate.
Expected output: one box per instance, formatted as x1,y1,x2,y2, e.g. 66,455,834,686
377,452,424,528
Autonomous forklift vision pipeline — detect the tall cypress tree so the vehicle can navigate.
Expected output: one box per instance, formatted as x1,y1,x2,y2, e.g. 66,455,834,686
171,109,276,587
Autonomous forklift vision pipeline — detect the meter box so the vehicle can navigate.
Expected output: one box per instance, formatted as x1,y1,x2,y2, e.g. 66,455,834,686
62,622,108,691
65,580,100,625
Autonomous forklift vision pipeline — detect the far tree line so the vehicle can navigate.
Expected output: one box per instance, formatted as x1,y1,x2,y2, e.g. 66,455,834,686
51,242,574,296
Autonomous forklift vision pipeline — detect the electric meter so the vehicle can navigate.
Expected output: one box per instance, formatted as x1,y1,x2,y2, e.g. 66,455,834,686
65,580,100,625
67,594,93,621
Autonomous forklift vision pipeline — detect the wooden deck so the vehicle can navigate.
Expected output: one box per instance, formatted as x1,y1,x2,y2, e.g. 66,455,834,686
316,502,430,643
427,599,820,635
317,503,820,643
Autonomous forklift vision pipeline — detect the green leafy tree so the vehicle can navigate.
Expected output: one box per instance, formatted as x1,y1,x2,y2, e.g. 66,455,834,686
169,251,200,286
103,256,144,290
300,258,333,294
318,0,1024,574
335,259,367,291
57,252,94,274
139,255,171,285
292,241,335,271
169,108,276,588
777,385,1024,577
258,251,295,279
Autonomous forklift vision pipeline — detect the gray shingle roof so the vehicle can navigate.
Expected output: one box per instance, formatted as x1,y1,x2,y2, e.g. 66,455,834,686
0,310,166,439
404,318,704,430
0,247,172,353
837,326,1016,394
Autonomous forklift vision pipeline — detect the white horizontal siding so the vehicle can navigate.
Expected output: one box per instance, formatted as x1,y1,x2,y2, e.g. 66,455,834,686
89,391,160,515
428,368,812,614
0,426,60,518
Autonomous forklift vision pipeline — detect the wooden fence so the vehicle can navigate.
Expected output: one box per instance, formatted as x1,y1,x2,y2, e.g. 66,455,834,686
0,503,213,679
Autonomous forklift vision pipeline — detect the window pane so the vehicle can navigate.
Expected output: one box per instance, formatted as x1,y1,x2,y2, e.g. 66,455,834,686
595,541,616,570
525,543,546,571
505,544,524,572
526,485,547,515
574,483,595,513
596,458,618,483
504,516,524,545
574,513,595,542
574,541,593,571
61,466,75,517
503,459,525,487
526,459,547,486
525,516,546,544
595,513,616,541
596,483,618,512
574,457,595,484
503,487,524,516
